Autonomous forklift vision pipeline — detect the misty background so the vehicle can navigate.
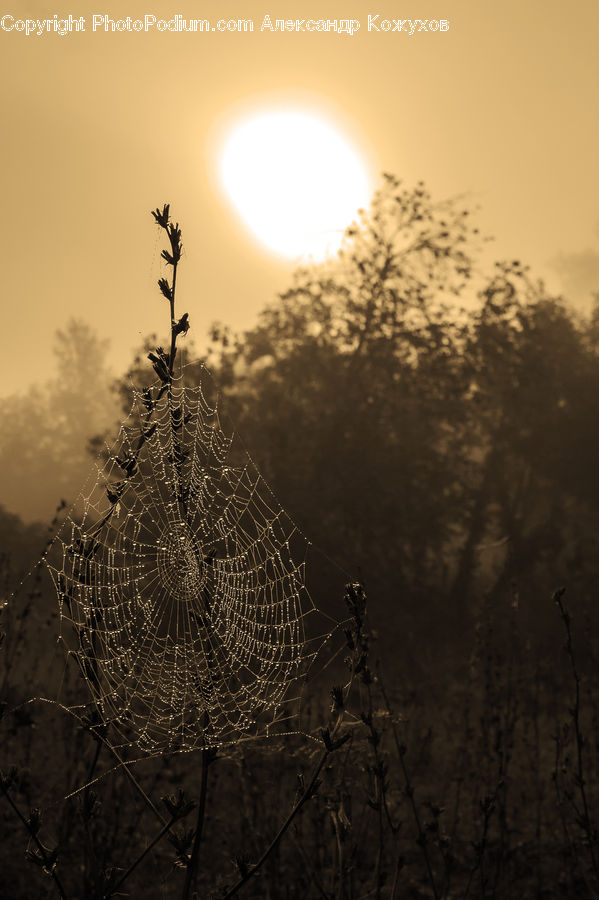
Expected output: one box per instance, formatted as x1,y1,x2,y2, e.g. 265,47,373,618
3,3,599,897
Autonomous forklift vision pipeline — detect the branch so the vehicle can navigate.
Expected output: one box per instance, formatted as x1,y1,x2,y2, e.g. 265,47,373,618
377,666,440,900
554,588,599,883
107,814,180,898
0,774,68,900
223,730,349,898
182,747,214,900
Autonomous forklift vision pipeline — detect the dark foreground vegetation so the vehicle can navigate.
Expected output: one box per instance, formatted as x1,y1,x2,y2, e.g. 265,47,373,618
1,560,598,898
1,176,599,897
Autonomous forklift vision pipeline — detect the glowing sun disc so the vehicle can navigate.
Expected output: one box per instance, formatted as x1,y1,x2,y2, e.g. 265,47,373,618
220,110,371,260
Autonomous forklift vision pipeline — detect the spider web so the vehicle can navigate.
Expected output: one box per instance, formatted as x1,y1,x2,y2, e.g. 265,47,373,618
44,368,341,756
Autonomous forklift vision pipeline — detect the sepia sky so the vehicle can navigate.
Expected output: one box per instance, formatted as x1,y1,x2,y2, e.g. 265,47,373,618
1,0,598,397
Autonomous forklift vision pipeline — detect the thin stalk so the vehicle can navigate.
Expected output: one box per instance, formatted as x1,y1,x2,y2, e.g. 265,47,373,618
377,667,439,900
107,814,178,898
64,717,168,831
390,835,403,900
478,800,493,898
0,778,68,900
81,725,105,893
461,790,496,900
86,738,103,785
80,740,104,897
156,213,187,514
223,746,332,899
552,733,579,886
104,741,168,828
331,809,345,900
83,814,101,898
66,661,170,832
361,698,386,898
554,589,599,884
169,261,179,376
291,830,330,900
182,747,211,900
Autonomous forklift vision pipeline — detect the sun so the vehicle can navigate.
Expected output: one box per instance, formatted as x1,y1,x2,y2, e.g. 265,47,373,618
219,109,372,261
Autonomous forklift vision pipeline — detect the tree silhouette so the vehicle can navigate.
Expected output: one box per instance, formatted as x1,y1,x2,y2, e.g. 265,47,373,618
0,319,119,522
121,177,599,663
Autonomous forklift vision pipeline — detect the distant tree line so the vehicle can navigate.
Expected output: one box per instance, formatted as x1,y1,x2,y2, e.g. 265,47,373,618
0,320,118,523
3,174,599,660
130,174,599,662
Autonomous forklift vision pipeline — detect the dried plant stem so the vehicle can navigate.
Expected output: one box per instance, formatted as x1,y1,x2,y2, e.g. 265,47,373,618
87,729,169,828
74,677,171,833
552,735,579,887
390,835,404,900
108,813,178,898
86,738,103,785
361,685,388,898
478,795,495,898
110,749,168,826
182,747,211,900
462,792,495,900
83,808,101,897
0,777,68,899
291,829,330,900
554,588,599,884
82,728,104,890
150,202,184,381
168,261,179,376
223,735,344,899
331,808,345,900
377,667,440,900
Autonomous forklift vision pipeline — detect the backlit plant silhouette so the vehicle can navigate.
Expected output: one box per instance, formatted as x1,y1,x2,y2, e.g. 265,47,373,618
45,205,340,758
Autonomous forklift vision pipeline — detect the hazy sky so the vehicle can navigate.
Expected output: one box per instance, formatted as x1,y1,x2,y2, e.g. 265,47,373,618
1,0,598,396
